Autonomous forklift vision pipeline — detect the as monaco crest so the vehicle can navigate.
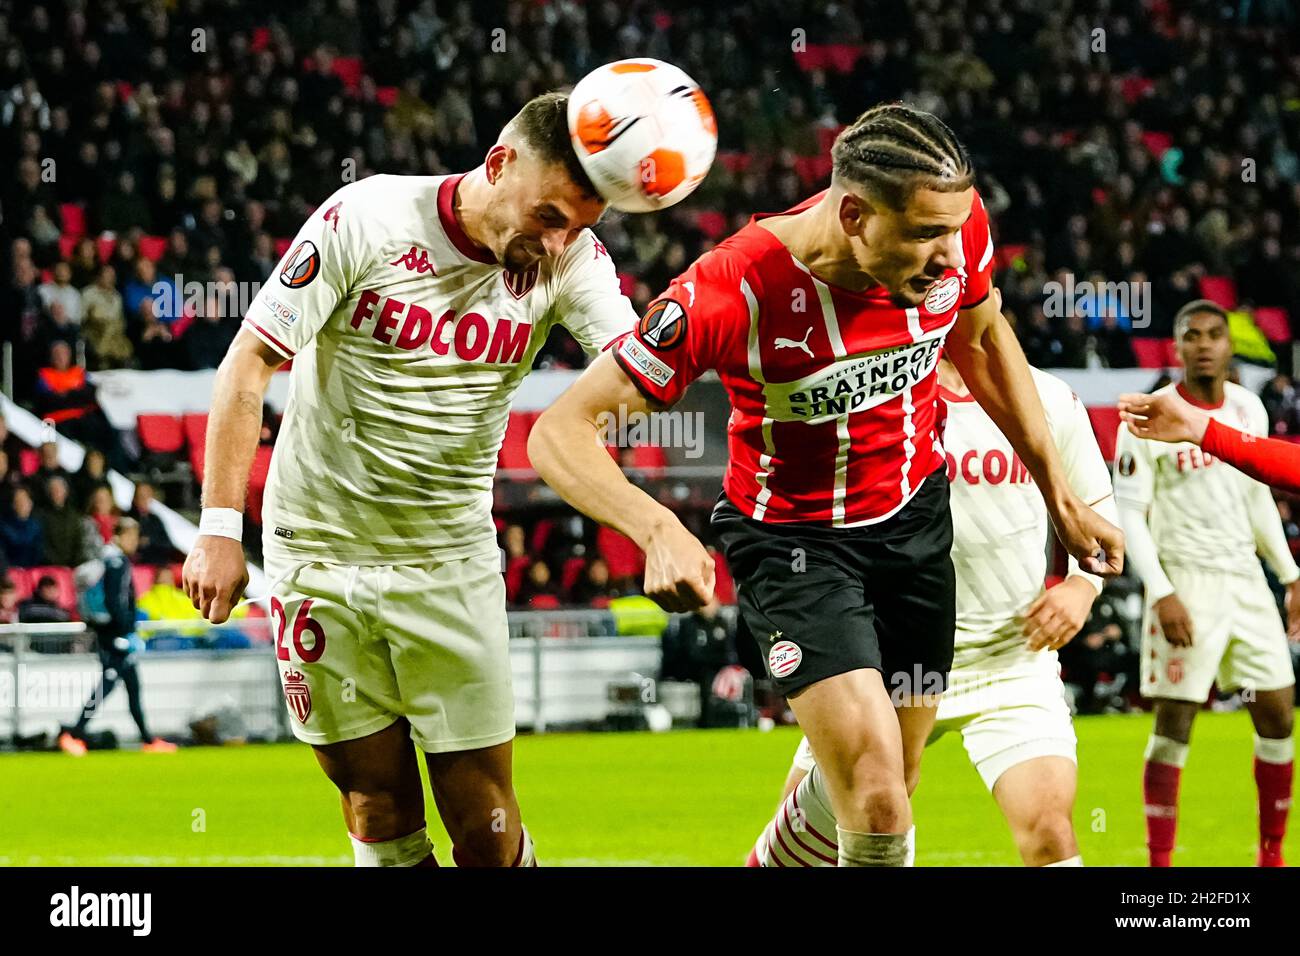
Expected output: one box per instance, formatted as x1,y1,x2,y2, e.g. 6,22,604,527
282,668,312,723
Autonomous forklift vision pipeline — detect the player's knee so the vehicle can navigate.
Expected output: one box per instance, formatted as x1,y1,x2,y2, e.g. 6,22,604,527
846,779,910,832
1017,809,1077,867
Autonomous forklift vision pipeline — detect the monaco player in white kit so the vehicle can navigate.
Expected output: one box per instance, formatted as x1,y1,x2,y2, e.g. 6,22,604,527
183,93,635,867
1114,300,1299,868
751,348,1118,866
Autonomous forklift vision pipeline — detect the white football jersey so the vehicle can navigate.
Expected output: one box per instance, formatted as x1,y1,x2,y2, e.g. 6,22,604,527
1113,381,1299,589
943,368,1115,669
241,173,637,565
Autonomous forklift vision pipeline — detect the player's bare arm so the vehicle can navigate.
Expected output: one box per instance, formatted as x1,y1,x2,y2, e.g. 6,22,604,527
529,350,715,612
182,327,284,623
945,292,1124,576
1118,390,1210,445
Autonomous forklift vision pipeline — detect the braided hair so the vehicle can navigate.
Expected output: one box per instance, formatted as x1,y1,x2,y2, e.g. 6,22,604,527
831,103,974,210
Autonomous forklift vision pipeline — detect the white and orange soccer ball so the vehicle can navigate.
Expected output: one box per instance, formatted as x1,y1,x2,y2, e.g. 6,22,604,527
567,58,717,213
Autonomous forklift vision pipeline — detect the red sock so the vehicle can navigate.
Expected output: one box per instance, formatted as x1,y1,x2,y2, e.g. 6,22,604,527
1143,761,1181,867
1255,757,1292,867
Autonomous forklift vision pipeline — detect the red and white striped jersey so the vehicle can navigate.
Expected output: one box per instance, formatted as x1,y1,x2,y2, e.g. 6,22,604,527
614,189,995,526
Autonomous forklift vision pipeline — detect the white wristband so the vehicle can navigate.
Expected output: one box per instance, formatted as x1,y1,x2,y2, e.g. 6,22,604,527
199,507,244,541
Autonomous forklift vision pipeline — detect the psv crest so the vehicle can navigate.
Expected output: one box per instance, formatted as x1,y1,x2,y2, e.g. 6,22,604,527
282,668,312,723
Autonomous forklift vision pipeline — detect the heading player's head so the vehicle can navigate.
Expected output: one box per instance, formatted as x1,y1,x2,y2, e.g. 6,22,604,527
478,92,607,272
830,103,975,305
1173,299,1232,385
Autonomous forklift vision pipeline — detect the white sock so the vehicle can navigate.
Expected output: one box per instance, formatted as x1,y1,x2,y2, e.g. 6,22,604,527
1255,734,1295,765
836,827,909,867
1045,855,1083,866
754,765,839,867
349,826,434,867
514,825,537,867
1145,734,1189,768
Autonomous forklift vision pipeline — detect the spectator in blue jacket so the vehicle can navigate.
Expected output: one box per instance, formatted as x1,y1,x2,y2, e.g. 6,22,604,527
1,486,45,567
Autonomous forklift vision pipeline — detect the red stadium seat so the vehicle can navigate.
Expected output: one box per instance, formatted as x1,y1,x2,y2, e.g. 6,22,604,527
528,594,561,610
716,151,752,174
561,556,586,593
274,237,293,257
694,210,727,240
793,155,833,186
1086,406,1122,463
505,555,531,603
1132,337,1175,368
824,44,866,73
498,411,536,471
18,448,39,476
137,414,185,454
95,235,117,264
60,203,87,237
30,566,78,614
1139,130,1172,157
7,568,33,601
330,56,364,91
138,235,167,261
1199,275,1237,310
792,45,829,71
132,564,158,595
58,234,78,259
1253,307,1291,342
375,86,399,107
182,413,208,451
630,444,667,476
170,561,185,585
246,445,274,525
597,526,645,580
711,549,736,605
995,244,1028,269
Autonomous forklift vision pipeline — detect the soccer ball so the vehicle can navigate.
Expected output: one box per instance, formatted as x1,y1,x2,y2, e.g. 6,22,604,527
568,58,717,213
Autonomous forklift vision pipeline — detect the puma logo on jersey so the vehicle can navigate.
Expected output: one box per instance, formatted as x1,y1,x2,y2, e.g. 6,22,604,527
774,327,814,357
390,245,436,275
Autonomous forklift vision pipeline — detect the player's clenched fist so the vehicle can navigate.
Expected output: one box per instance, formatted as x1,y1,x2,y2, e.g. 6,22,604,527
1052,495,1125,577
1154,593,1194,647
641,518,715,613
183,536,249,625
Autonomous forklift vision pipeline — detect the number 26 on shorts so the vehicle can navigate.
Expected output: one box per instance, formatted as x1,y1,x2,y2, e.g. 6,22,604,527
272,597,327,663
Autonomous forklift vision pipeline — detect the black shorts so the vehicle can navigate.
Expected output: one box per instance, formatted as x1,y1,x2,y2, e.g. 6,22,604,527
711,467,955,697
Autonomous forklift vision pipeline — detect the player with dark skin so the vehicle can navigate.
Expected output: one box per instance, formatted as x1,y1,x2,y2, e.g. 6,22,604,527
183,116,606,866
1138,308,1299,754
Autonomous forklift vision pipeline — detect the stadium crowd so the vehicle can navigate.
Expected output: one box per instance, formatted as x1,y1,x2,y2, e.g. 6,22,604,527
0,1,1298,706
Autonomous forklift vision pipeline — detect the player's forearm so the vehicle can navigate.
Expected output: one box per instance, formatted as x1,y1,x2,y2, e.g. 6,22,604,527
949,314,1072,510
201,337,279,511
1203,419,1300,495
529,412,680,549
1116,500,1175,600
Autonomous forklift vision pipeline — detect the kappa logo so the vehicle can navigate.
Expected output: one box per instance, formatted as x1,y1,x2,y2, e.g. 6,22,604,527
322,201,342,232
639,298,687,350
280,240,321,288
768,640,803,678
391,245,435,275
774,326,814,357
282,668,312,723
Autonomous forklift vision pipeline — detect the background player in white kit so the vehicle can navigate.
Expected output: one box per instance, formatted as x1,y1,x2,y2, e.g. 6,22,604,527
1114,300,1299,868
751,345,1117,867
182,93,635,867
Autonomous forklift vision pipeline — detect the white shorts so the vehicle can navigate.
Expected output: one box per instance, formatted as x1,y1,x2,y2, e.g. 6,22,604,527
266,549,515,753
790,651,1076,791
1140,565,1294,703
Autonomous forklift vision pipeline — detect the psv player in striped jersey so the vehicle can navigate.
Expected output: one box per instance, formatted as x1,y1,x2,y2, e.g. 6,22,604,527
531,103,1123,867
751,348,1117,867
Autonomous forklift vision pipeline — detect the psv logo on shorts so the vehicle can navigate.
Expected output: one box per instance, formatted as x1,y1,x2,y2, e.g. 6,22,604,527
282,668,312,723
768,640,803,678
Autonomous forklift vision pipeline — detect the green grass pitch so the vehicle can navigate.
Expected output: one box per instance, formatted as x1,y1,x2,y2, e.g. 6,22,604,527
2,710,1290,866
